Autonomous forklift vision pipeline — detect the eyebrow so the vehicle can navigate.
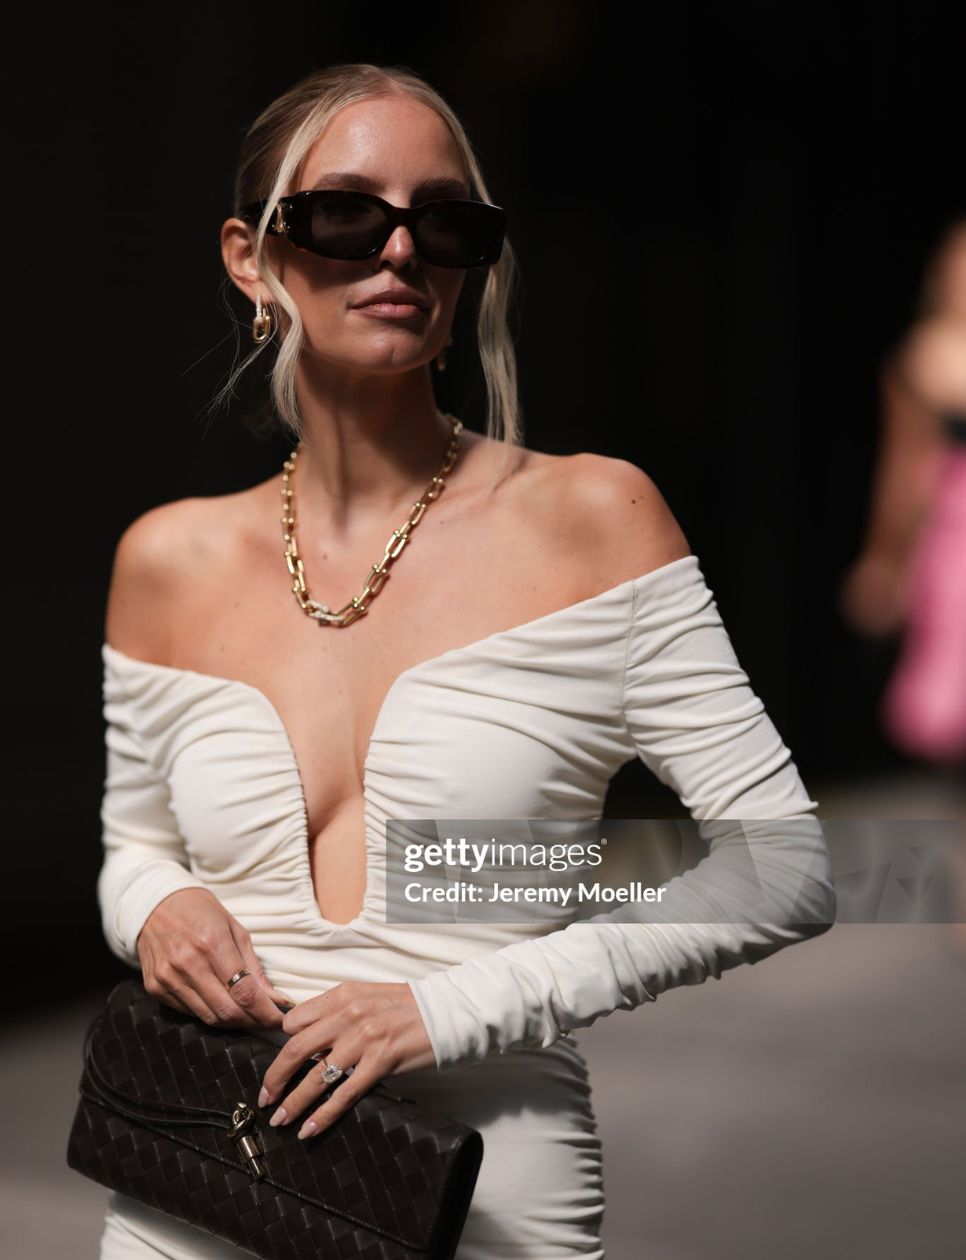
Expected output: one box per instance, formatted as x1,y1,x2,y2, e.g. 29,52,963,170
308,171,470,198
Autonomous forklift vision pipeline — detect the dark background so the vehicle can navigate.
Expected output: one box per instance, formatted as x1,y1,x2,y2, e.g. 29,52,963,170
7,1,965,1006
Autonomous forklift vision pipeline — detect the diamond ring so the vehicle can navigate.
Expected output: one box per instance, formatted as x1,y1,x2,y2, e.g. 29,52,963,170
319,1062,345,1086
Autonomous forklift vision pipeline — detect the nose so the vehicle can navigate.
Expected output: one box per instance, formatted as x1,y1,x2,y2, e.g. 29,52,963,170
378,222,418,266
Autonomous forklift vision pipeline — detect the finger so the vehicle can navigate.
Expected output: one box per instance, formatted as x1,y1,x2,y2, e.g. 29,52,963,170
147,977,191,1018
281,991,335,1033
264,1059,338,1130
203,966,282,1029
264,1042,357,1130
192,934,282,1029
142,955,219,1022
296,1056,378,1140
229,922,297,1013
260,1023,340,1107
156,987,191,1015
265,1017,370,1131
151,974,220,1025
155,963,269,1031
198,922,294,1028
229,917,294,1002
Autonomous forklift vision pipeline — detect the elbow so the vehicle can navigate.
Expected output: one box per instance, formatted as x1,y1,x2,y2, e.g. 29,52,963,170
778,816,838,940
793,875,838,940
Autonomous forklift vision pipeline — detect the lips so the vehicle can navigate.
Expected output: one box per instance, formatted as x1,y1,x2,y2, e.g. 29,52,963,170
353,290,429,310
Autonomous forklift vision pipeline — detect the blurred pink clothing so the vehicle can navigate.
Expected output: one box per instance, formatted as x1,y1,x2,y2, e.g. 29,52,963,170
881,429,966,765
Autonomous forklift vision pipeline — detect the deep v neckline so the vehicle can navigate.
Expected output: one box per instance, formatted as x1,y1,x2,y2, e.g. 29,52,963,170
102,553,697,933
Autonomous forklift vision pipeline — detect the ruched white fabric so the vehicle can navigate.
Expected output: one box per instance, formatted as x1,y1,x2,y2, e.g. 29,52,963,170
95,553,835,1259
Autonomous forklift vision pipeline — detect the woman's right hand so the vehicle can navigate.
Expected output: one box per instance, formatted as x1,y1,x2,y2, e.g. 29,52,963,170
136,888,290,1030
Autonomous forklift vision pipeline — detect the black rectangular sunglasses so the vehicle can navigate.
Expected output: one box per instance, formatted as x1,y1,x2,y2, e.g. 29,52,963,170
240,189,507,269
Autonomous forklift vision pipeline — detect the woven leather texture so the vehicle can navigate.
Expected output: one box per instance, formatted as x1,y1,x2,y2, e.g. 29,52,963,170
66,980,483,1260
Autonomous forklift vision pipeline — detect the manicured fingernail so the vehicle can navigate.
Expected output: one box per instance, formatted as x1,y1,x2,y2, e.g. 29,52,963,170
258,1088,269,1108
269,1107,287,1127
297,1120,317,1140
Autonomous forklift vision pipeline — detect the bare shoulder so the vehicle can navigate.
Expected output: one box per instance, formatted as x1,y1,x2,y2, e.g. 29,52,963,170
517,451,692,592
104,493,246,660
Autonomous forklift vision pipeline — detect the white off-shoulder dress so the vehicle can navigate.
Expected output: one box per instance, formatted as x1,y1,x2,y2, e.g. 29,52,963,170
94,553,835,1260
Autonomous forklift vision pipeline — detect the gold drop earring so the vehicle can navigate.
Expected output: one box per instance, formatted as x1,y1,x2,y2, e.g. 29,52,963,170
252,294,273,343
434,333,455,372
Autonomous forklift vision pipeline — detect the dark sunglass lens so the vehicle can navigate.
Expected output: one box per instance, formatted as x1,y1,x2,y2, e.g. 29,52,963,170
418,202,501,267
308,194,386,258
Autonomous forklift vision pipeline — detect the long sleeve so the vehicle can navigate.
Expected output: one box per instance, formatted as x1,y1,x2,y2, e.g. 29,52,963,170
98,650,209,968
406,561,837,1073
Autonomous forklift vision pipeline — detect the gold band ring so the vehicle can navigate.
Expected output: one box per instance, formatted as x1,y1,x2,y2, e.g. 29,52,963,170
225,968,250,992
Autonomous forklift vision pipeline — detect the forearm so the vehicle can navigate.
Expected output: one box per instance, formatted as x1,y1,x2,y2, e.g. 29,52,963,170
408,813,834,1072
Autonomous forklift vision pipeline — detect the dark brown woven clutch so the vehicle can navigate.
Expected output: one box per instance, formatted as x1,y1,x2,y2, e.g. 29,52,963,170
66,979,483,1260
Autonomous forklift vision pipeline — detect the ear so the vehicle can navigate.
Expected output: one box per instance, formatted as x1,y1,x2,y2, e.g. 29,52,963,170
220,215,263,304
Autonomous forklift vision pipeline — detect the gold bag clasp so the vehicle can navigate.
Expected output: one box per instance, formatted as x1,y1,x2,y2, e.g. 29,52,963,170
227,1102,267,1181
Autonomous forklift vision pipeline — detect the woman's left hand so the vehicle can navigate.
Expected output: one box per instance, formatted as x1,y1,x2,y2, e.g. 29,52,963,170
257,981,437,1139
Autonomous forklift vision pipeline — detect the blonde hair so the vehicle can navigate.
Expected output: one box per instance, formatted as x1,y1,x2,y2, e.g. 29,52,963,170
209,63,524,479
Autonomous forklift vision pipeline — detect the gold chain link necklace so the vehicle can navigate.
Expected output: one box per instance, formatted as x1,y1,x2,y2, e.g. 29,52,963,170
280,412,463,627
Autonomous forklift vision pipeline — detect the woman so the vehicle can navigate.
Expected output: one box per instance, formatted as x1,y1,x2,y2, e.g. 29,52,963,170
840,215,966,951
841,215,966,766
96,64,835,1259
